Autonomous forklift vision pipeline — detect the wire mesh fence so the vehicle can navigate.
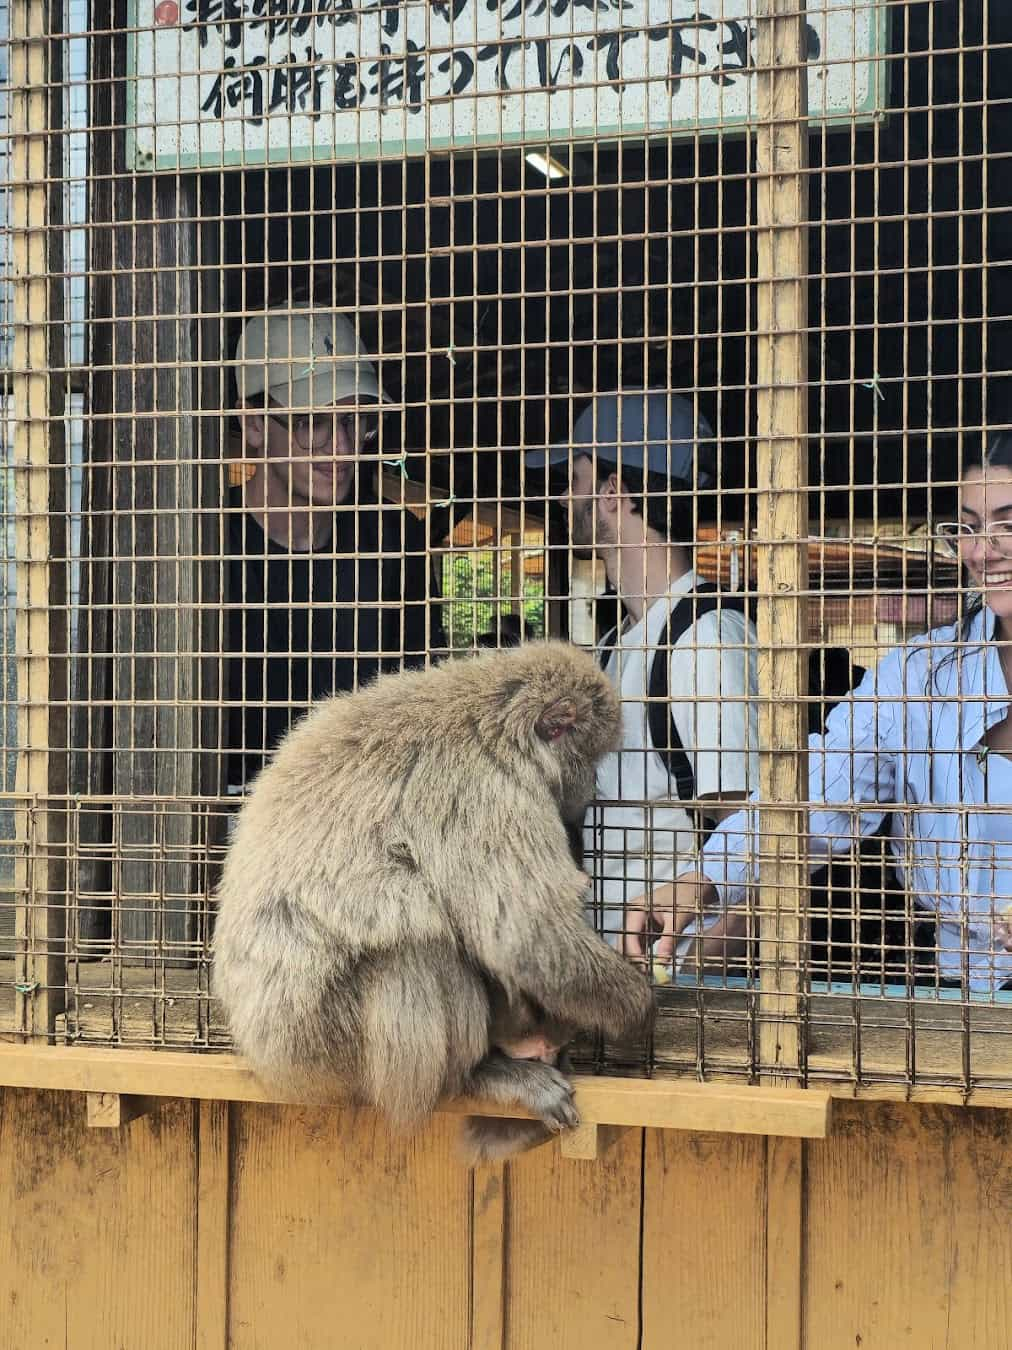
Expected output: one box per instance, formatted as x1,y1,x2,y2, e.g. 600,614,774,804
0,0,1009,1097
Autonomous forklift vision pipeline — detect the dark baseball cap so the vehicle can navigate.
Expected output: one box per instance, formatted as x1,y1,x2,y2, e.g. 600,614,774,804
525,391,716,488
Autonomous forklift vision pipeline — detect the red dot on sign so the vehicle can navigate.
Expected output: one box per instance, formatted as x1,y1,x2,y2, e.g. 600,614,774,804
154,1,179,25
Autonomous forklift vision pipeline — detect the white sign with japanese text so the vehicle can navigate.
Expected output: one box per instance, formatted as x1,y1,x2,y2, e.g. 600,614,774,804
129,1,886,170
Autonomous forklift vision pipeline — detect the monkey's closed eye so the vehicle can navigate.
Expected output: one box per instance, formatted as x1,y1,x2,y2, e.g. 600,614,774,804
535,698,578,742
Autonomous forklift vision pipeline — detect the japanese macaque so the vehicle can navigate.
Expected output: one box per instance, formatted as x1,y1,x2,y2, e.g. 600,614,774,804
212,641,655,1162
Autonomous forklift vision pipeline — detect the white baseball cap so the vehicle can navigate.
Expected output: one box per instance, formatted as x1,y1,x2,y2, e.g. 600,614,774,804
233,302,390,409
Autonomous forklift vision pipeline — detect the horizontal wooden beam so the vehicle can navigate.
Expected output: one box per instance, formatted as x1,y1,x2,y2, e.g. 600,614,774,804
0,1044,835,1138
1,1045,1008,1118
556,1077,830,1139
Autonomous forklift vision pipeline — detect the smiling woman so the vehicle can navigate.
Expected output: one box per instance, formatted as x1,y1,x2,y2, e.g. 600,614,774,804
637,431,1012,994
943,431,1012,634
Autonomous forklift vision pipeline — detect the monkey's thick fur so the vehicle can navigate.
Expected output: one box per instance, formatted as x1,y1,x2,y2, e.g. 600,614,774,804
213,640,655,1162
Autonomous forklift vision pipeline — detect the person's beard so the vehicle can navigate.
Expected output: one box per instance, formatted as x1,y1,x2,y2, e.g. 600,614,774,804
569,497,606,559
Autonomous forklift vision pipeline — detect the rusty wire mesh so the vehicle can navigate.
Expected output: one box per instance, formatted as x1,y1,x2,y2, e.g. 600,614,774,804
0,0,1009,1099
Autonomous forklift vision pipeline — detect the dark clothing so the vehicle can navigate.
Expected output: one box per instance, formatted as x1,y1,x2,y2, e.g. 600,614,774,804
225,484,440,788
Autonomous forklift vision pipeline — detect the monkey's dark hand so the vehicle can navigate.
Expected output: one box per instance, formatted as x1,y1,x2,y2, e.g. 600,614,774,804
460,1058,580,1165
466,1049,579,1132
516,1060,580,1133
478,905,655,1042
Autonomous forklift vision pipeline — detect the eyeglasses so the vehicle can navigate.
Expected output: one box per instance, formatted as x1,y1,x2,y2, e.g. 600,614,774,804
267,407,381,451
937,520,1012,555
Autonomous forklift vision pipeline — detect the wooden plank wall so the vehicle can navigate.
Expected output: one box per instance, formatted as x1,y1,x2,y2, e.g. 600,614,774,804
0,1092,1009,1349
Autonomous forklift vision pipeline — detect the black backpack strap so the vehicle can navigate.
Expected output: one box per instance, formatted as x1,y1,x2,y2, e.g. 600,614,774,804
647,585,747,806
597,625,619,671
646,591,864,854
647,614,695,803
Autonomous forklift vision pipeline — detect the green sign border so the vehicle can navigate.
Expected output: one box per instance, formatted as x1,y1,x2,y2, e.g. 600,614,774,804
126,2,889,172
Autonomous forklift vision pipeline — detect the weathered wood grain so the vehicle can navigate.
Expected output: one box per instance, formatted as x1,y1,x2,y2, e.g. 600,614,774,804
504,1122,643,1350
227,1103,471,1349
0,1088,196,1348
642,1128,768,1348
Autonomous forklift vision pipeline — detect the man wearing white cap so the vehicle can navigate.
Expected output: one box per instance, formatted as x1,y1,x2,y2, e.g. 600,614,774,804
526,390,759,970
225,302,439,789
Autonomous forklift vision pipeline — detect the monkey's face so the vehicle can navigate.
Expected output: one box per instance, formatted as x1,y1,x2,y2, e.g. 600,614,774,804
488,987,573,1065
497,1031,566,1064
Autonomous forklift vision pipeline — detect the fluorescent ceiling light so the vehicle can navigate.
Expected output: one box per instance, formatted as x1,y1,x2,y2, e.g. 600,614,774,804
525,149,569,180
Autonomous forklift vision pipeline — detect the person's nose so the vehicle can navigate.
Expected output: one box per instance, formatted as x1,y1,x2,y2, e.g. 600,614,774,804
331,417,354,456
305,413,330,448
967,528,998,567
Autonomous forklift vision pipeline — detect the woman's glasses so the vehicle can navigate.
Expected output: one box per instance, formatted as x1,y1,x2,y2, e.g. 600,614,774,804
937,520,1012,555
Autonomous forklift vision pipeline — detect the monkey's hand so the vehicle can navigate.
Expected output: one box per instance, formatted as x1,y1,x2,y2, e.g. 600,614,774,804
516,1061,580,1134
463,830,655,1040
509,925,655,1041
466,1051,580,1133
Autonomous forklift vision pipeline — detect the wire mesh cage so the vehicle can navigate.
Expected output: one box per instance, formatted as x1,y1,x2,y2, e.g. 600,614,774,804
0,0,1009,1100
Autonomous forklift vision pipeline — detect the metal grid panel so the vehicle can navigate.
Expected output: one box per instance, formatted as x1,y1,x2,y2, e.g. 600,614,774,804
0,1,1009,1097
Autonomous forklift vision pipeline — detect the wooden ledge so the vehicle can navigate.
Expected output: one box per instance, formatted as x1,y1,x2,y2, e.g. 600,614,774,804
0,1044,831,1138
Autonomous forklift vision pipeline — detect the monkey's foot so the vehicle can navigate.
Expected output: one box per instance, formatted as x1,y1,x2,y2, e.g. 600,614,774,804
460,1117,557,1165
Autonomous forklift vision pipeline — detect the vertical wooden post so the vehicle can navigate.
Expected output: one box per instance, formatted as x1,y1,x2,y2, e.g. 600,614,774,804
66,5,116,943
754,1,810,1083
72,6,225,953
9,0,67,1036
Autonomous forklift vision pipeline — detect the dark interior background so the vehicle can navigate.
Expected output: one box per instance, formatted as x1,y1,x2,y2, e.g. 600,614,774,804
204,1,1008,536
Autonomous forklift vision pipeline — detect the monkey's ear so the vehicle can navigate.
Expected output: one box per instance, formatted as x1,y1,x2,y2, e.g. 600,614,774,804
535,698,578,742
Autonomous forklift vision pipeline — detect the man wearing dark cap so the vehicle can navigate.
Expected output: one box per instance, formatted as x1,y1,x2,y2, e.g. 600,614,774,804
527,390,758,970
225,302,441,791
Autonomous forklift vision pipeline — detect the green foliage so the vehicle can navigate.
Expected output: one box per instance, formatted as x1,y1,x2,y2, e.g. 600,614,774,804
441,550,545,649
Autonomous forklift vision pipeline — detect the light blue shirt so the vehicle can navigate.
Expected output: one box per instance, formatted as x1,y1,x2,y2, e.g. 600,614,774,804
697,607,1012,992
